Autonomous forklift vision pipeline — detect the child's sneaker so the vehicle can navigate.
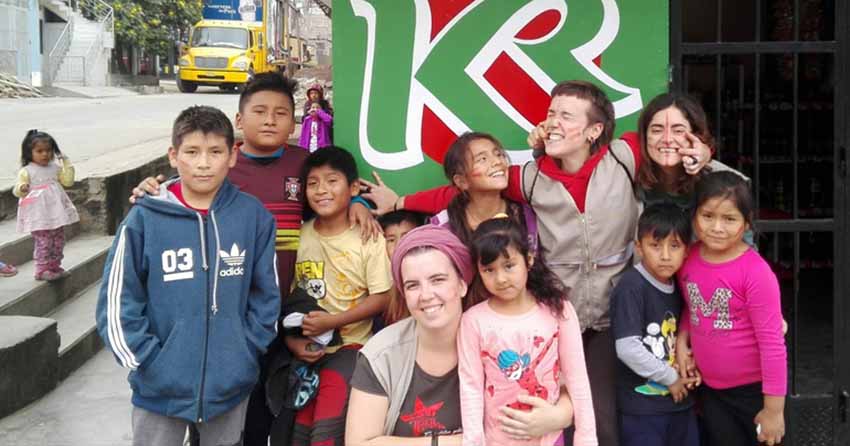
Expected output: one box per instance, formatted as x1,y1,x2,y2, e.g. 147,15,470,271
51,267,67,276
0,261,17,277
35,270,65,281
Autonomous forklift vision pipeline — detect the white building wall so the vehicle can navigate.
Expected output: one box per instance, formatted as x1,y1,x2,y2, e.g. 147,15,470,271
0,1,32,82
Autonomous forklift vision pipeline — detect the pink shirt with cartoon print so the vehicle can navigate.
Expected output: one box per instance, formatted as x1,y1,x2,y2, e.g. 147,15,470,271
458,301,597,446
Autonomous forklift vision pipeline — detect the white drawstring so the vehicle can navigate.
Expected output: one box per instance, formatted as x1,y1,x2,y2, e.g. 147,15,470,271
210,210,222,315
196,213,208,271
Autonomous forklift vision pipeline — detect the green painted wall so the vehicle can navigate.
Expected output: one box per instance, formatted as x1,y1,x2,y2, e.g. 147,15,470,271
334,0,668,194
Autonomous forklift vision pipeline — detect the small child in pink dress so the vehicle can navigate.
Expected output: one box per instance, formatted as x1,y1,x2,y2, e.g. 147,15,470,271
458,217,597,446
13,130,79,280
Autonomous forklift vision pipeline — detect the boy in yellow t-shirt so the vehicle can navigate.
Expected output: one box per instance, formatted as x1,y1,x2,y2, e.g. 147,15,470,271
288,146,392,445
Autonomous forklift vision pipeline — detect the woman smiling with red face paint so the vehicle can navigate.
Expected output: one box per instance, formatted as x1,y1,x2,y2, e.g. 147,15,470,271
635,93,745,212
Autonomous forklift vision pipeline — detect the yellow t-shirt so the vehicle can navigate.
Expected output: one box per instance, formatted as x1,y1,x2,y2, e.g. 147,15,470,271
293,220,393,349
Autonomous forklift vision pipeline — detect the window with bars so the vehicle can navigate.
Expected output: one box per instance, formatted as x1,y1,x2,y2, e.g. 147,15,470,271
672,1,841,445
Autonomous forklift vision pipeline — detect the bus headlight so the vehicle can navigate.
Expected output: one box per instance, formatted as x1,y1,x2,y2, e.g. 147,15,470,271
232,58,249,70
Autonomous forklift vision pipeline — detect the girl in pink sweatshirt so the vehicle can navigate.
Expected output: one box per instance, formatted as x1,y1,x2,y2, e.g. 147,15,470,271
677,171,787,446
458,218,596,446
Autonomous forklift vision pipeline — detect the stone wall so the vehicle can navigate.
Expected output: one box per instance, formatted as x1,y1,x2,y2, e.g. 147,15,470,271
0,155,175,236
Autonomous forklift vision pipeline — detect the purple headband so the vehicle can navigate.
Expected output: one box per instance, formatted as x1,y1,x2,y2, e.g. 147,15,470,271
391,224,473,292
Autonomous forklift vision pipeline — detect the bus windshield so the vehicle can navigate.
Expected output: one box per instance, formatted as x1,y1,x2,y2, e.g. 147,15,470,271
191,27,249,49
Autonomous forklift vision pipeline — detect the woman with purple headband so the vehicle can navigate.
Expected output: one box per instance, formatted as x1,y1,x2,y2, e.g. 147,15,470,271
345,225,574,446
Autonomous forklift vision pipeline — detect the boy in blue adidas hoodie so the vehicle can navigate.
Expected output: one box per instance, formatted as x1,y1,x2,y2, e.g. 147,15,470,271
96,105,280,446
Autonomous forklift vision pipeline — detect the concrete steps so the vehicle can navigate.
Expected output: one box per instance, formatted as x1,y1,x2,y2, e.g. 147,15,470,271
0,219,81,268
0,227,112,418
54,12,102,86
44,0,73,22
0,317,60,419
49,281,103,381
0,233,111,317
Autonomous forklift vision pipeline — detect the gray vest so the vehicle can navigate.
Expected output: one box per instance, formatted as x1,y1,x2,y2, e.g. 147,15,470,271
358,317,419,435
521,140,639,331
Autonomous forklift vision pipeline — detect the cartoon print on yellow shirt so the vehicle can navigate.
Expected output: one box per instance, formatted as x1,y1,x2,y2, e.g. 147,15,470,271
295,260,326,300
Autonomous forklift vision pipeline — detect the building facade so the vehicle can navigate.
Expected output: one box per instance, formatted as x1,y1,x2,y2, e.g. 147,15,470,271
0,0,112,87
0,0,38,84
333,1,848,444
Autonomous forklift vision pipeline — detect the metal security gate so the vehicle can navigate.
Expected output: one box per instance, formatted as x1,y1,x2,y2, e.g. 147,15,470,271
670,1,847,445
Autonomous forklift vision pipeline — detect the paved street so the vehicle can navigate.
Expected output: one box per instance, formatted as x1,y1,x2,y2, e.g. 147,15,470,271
0,350,133,446
0,87,238,190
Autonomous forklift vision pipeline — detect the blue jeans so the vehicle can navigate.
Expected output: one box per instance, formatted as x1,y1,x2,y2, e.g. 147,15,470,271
619,410,700,446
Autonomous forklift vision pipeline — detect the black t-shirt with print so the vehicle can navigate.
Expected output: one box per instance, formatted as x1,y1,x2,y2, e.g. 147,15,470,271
350,355,462,437
611,266,694,415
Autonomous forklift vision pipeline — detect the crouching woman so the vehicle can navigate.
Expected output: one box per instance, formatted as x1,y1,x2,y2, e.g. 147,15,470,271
346,225,574,445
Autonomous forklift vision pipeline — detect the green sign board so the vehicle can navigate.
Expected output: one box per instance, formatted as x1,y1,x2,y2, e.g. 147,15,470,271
334,0,668,194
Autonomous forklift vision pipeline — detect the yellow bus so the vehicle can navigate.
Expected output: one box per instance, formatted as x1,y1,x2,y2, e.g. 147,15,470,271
177,1,292,92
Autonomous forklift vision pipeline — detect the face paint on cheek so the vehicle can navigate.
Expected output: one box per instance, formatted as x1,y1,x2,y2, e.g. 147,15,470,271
564,125,582,138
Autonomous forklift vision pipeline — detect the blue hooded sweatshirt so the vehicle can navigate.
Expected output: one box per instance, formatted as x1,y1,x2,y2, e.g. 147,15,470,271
95,178,280,423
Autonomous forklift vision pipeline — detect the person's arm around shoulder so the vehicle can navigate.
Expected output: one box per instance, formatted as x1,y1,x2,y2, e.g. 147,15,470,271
128,174,167,204
348,194,382,242
619,131,642,172
12,167,30,197
244,210,281,356
359,171,457,216
558,302,598,446
95,212,161,370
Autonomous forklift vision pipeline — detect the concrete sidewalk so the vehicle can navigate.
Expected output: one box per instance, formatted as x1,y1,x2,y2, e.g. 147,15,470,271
0,349,133,446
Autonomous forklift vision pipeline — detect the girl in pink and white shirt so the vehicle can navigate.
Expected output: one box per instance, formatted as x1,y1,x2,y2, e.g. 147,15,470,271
677,171,787,446
458,218,596,446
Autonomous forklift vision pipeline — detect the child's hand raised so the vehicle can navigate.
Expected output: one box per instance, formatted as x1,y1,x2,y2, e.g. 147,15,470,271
527,121,547,150
129,174,166,204
678,131,712,175
359,171,399,217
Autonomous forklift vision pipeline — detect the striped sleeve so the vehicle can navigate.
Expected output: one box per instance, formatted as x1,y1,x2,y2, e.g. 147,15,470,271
95,222,160,370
